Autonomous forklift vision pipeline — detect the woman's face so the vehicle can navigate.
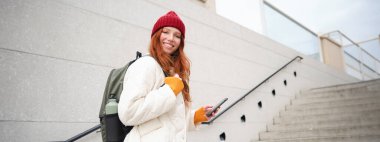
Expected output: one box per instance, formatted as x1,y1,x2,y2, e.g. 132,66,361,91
160,27,182,55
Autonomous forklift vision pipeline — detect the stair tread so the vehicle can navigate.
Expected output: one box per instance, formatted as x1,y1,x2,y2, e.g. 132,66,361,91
290,96,380,107
280,104,380,116
257,81,380,142
260,126,380,140
296,91,380,101
256,134,380,142
306,80,380,93
305,87,377,96
267,124,380,132
275,110,380,124
291,95,380,105
280,108,380,117
286,102,380,111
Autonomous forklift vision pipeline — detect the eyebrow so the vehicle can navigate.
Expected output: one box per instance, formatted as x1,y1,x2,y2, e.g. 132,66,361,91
164,27,181,35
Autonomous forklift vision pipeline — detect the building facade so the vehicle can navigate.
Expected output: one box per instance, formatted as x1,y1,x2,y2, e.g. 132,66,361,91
0,0,358,141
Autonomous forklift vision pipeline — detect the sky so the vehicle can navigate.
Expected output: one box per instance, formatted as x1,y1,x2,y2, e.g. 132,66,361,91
215,0,380,60
216,0,380,42
266,0,380,42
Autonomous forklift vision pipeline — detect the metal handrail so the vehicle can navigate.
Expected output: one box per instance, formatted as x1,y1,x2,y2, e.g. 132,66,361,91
349,36,379,46
344,51,380,75
323,30,380,63
324,30,360,47
322,30,380,77
202,56,303,124
65,124,101,142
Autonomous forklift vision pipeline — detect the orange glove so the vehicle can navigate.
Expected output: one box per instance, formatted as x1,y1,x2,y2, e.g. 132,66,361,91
194,107,208,124
164,77,184,96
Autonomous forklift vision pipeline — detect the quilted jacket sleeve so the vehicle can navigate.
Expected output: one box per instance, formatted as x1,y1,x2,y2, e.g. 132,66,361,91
118,57,177,126
187,109,199,131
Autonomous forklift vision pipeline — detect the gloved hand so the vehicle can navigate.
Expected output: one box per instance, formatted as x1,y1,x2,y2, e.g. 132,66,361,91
164,75,184,96
194,106,210,124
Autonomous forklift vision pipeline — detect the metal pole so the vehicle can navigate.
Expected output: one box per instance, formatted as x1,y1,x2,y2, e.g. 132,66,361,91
65,124,101,142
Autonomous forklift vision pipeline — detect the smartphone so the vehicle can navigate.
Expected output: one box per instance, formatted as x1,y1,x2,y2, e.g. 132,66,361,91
206,98,228,117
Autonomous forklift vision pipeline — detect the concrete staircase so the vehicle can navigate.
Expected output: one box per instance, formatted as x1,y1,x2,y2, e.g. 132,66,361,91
257,79,380,142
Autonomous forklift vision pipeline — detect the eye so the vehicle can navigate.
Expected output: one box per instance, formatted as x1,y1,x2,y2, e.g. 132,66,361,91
162,29,169,33
174,33,181,38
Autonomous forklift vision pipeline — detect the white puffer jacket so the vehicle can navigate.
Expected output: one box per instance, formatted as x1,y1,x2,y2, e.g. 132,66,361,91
118,56,197,142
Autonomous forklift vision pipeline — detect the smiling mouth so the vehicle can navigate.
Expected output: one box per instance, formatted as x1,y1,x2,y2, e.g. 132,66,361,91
163,42,174,48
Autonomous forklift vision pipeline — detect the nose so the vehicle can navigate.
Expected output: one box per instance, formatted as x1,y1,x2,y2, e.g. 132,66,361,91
167,33,174,41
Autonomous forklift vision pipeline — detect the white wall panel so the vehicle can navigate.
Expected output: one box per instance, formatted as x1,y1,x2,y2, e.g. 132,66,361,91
0,0,358,141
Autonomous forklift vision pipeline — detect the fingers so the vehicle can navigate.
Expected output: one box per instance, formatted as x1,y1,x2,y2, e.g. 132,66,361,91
204,105,213,110
210,107,220,117
206,111,217,119
203,105,221,120
210,112,216,117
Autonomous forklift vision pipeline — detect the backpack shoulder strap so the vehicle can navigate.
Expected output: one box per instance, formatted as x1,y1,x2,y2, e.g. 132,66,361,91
136,51,142,59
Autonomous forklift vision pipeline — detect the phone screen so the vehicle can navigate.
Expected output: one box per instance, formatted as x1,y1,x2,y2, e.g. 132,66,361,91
206,98,228,117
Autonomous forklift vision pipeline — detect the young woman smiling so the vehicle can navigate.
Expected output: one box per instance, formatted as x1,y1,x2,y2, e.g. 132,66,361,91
118,11,217,142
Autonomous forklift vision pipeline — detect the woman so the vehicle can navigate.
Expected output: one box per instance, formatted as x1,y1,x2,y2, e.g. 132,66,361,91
118,11,216,142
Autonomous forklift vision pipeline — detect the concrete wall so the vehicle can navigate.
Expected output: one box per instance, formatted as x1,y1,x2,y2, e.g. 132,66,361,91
0,0,358,141
190,0,216,12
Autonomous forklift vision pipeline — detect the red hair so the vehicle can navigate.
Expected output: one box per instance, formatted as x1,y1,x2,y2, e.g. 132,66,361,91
149,29,191,103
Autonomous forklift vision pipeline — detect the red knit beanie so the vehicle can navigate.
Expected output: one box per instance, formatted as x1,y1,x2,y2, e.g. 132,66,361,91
151,11,185,38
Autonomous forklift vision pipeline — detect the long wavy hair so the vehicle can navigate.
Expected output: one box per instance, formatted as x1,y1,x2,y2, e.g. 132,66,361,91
149,28,191,104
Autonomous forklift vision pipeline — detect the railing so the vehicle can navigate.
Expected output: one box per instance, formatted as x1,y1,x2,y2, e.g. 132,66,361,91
263,0,320,61
263,0,318,37
344,51,380,76
322,30,380,80
65,56,303,140
202,56,303,124
65,124,101,142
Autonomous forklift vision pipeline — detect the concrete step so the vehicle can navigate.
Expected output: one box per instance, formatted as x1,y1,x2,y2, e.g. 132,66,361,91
296,90,380,100
255,135,380,142
286,101,380,111
367,83,380,92
305,86,373,96
255,80,380,142
287,97,380,110
280,103,380,116
274,109,380,124
307,79,380,94
290,95,380,106
259,125,380,140
273,116,380,131
292,92,380,105
269,119,380,131
281,104,380,117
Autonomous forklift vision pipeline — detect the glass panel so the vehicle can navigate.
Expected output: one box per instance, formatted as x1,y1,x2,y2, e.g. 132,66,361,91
359,39,380,60
362,64,378,79
344,52,360,70
345,65,361,80
359,39,380,74
344,45,361,61
326,31,380,79
263,4,320,61
362,52,376,71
